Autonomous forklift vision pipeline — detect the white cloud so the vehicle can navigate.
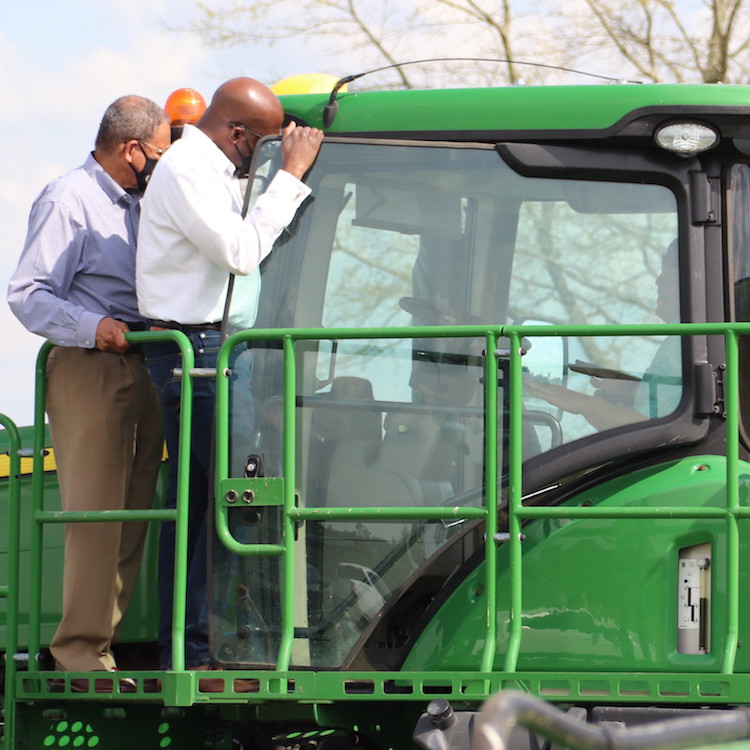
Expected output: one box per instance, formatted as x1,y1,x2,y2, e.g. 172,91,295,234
0,0,575,426
0,2,223,427
0,0,324,428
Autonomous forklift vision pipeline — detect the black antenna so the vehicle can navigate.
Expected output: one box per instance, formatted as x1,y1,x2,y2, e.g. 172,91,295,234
322,57,642,127
323,73,366,127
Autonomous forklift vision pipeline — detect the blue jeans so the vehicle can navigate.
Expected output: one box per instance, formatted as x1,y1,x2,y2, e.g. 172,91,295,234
144,330,220,669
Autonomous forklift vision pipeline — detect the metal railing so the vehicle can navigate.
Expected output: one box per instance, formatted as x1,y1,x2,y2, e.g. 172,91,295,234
7,319,750,706
214,321,746,678
0,414,21,747
26,333,196,673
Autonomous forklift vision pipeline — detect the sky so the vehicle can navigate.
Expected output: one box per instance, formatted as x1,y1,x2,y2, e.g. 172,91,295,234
0,0,712,429
0,0,326,427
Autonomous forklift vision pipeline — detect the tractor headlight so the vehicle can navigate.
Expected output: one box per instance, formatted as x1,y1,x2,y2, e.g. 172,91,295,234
654,122,719,156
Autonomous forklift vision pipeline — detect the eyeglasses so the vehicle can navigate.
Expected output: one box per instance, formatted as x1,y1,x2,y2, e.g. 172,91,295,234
228,122,280,140
138,140,168,157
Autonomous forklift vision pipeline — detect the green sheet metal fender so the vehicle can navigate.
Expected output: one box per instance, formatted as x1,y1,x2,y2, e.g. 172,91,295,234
403,456,750,674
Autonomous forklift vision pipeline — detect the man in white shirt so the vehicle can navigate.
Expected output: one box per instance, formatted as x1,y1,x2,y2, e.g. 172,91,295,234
136,77,323,683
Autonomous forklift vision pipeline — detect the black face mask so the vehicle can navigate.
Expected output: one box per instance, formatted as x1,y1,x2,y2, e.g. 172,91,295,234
234,134,253,179
130,143,158,192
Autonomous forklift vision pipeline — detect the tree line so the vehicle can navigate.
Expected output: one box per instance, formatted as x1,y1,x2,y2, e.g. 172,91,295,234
187,0,750,88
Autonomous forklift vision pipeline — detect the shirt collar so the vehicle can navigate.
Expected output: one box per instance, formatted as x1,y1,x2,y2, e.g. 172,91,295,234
181,124,237,180
83,152,138,207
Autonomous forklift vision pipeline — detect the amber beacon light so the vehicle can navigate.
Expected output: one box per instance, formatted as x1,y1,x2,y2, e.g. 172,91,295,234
164,88,207,140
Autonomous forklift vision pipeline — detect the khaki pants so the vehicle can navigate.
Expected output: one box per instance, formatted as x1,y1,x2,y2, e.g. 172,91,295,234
46,347,163,672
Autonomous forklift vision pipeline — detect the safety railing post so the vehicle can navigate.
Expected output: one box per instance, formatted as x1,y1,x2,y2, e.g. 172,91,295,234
143,330,197,676
722,330,740,673
28,342,54,668
502,330,525,673
481,332,499,673
0,415,21,748
277,335,298,672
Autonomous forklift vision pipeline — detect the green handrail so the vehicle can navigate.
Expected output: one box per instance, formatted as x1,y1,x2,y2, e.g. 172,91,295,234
28,342,52,666
26,332,196,679
278,335,298,671
0,414,21,748
504,329,525,673
214,320,747,676
481,331,500,673
12,317,749,697
502,322,744,676
722,332,740,673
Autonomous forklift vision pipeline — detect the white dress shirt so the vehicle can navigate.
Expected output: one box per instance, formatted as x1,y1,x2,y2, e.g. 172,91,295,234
136,124,311,326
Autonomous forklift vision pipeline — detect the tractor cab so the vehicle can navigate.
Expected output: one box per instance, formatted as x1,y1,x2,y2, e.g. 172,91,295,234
207,101,720,671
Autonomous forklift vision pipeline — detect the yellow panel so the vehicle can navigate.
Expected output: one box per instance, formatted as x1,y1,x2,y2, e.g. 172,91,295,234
0,449,57,478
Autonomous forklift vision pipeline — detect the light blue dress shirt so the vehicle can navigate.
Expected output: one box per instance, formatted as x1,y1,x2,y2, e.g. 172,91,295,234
7,153,145,348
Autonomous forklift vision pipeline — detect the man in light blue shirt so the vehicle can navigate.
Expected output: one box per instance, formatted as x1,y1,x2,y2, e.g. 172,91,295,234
7,95,171,682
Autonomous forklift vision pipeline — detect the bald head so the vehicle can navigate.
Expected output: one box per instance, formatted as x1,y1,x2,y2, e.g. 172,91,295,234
197,78,284,168
205,78,283,131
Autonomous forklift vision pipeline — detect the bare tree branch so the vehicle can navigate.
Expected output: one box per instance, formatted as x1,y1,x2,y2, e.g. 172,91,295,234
183,0,750,87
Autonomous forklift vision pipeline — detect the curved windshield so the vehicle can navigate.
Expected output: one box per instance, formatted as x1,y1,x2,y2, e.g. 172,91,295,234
214,140,679,669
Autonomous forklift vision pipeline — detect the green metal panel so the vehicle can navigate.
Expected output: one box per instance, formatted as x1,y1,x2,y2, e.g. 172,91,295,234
18,703,207,750
404,454,747,674
0,426,168,650
280,84,750,134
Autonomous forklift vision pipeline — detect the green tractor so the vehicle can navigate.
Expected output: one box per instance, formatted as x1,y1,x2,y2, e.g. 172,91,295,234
4,78,750,749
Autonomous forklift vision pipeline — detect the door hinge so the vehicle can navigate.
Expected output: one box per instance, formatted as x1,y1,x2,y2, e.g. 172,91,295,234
694,361,724,418
690,171,718,225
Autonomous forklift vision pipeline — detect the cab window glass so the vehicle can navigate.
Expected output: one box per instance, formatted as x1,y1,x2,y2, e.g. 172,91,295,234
216,141,680,670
